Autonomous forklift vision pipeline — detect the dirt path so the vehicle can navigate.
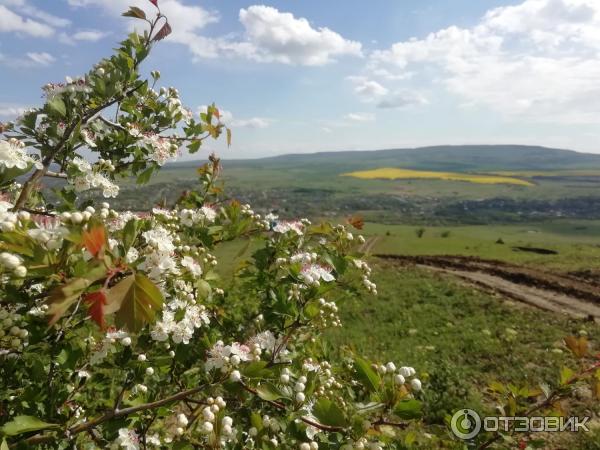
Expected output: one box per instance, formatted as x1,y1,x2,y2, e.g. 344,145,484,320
359,236,380,254
377,254,600,320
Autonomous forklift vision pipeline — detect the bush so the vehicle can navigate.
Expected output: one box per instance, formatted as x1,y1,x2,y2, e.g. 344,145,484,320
0,3,423,448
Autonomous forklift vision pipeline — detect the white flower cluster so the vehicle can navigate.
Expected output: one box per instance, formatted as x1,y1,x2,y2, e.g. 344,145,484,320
80,128,97,148
150,281,210,344
273,220,304,235
0,252,27,278
375,362,422,392
138,226,178,280
27,216,69,251
0,138,39,171
299,263,335,286
115,428,140,450
195,397,236,445
68,157,119,198
247,330,289,362
42,76,91,99
341,437,384,450
205,341,256,372
59,206,97,226
89,329,130,365
128,124,178,166
107,210,139,231
0,306,29,354
353,259,377,295
178,206,217,226
313,298,342,328
0,201,28,234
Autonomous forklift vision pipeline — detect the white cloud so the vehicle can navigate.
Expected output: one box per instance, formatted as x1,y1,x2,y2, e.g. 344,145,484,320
25,52,55,65
59,29,110,45
0,103,28,119
344,112,375,122
231,117,271,129
0,0,70,28
370,0,600,124
67,1,362,66
0,4,55,37
236,5,363,65
72,30,109,41
347,76,388,101
377,90,428,109
197,105,270,129
67,0,220,59
0,51,56,68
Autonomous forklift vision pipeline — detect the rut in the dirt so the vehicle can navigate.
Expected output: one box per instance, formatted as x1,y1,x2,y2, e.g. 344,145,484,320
377,254,600,320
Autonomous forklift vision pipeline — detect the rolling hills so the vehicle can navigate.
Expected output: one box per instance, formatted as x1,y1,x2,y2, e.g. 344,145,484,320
89,145,600,224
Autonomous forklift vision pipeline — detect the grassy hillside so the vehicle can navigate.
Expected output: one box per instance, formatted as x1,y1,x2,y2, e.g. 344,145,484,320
90,145,600,224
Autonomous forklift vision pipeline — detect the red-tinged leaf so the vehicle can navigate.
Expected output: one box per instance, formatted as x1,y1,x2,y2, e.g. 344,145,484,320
105,273,163,331
152,21,172,42
149,0,158,6
122,6,147,20
347,215,364,230
214,108,221,120
82,224,106,258
85,291,107,329
564,335,588,358
47,278,92,327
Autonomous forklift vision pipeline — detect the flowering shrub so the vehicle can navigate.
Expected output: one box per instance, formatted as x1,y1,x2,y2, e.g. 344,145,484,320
0,3,424,449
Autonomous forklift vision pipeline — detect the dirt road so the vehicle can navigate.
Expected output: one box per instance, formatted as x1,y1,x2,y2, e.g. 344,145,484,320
376,254,600,320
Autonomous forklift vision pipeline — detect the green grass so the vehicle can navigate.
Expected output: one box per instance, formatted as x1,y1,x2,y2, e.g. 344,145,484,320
325,262,598,425
359,220,600,271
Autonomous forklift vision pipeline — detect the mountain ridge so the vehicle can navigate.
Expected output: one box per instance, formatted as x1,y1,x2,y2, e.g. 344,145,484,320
167,144,600,173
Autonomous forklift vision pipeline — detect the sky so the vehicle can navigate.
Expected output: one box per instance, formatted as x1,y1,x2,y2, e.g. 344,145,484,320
1,0,600,158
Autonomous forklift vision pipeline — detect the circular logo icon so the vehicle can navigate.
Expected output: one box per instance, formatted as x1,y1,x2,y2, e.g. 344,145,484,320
451,409,482,440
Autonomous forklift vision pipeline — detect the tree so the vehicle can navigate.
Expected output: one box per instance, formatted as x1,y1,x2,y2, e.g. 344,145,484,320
0,3,422,448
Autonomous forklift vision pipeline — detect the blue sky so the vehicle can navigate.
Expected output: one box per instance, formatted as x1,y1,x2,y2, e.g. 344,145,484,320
2,0,600,158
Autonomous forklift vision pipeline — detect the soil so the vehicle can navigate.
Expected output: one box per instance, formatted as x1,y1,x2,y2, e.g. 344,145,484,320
375,253,600,320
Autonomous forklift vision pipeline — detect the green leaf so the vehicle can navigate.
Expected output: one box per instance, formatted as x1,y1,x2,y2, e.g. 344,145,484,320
187,140,201,153
122,219,139,250
48,97,66,116
122,6,146,19
255,383,285,401
560,366,575,385
1,415,59,436
250,412,263,431
393,399,422,420
136,166,154,185
242,361,272,378
354,357,381,392
1,439,8,450
312,398,348,427
106,273,164,332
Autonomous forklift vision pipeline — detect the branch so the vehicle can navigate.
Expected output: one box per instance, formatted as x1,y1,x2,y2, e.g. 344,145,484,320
16,384,209,447
96,115,128,132
13,81,146,210
240,382,345,433
44,170,67,179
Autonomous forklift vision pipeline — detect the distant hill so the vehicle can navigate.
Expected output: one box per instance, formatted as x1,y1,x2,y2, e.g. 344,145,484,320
211,145,600,173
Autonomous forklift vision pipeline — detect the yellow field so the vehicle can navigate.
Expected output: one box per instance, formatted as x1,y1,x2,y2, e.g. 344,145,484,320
489,170,600,177
342,167,533,186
